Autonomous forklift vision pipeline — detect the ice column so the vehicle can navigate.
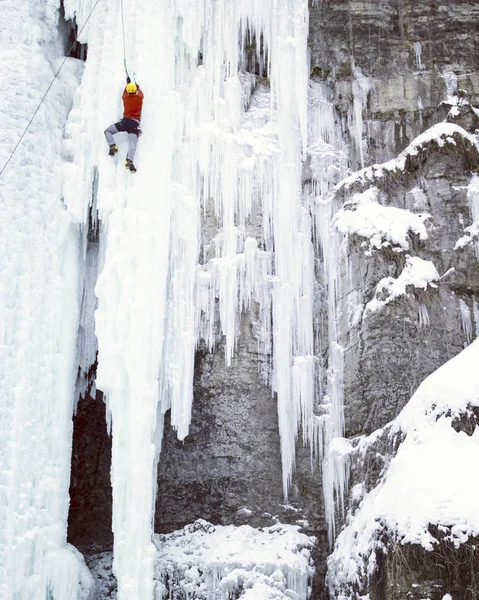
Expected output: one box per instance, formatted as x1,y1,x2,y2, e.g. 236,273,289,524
270,2,313,496
467,174,479,259
350,67,372,169
459,299,473,344
474,297,479,338
64,0,179,597
65,0,313,595
0,0,85,597
413,41,422,70
308,81,350,542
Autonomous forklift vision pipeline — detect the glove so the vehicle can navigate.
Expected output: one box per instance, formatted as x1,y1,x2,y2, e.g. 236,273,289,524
126,76,131,84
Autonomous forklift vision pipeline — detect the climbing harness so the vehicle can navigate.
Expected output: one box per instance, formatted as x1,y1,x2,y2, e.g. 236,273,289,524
0,0,102,178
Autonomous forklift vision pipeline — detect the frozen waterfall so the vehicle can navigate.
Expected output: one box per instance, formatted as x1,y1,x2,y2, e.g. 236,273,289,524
1,0,355,596
0,1,89,598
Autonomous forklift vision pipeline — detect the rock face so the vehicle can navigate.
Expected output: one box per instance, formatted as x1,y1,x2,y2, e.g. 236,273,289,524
156,315,286,532
309,0,479,167
337,131,479,436
68,392,113,552
372,533,479,600
156,315,328,597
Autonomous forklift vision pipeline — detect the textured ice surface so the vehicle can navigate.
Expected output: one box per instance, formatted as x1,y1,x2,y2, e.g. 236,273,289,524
63,0,314,596
0,0,89,597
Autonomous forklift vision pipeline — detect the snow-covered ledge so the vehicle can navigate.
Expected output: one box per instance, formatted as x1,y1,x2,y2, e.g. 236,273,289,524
327,339,479,599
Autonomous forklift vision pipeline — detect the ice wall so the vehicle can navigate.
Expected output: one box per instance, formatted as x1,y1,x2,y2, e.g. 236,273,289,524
63,0,362,594
0,1,87,598
64,0,318,596
165,0,313,501
64,0,180,596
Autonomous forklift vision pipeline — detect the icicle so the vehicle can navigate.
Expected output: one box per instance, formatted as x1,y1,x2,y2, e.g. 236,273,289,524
418,96,424,129
473,297,479,338
351,67,372,169
169,0,313,500
418,301,430,328
308,75,350,543
467,175,479,260
459,299,473,344
413,41,422,70
159,184,199,441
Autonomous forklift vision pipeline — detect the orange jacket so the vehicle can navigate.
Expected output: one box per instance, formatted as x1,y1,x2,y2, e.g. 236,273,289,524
122,87,144,121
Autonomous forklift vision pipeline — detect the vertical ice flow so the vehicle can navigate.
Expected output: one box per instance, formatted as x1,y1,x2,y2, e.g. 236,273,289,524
63,0,352,593
308,80,350,543
0,0,85,597
168,0,312,499
350,67,371,169
467,174,479,260
65,0,178,597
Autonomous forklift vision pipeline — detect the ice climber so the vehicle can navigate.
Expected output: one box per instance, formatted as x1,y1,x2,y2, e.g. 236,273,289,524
104,76,144,173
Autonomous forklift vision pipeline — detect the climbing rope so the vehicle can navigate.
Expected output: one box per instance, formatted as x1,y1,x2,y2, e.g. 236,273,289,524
0,0,102,178
121,0,129,78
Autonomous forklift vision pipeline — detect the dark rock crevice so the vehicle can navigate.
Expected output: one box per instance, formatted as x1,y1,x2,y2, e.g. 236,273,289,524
67,389,113,552
59,0,88,61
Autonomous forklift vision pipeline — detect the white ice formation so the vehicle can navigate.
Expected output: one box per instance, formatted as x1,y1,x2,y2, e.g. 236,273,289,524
0,1,94,598
2,0,354,592
154,519,315,600
61,0,320,595
7,0,476,597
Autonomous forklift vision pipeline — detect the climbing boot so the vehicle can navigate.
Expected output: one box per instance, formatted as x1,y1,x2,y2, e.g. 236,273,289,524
125,159,137,173
108,144,118,156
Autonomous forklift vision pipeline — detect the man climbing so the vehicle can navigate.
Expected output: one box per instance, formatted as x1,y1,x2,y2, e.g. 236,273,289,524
104,76,144,173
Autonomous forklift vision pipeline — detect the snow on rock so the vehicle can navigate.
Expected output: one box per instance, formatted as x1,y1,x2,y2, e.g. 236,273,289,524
454,222,479,251
154,520,315,600
327,339,479,598
85,552,117,600
339,123,479,192
334,187,429,254
365,255,439,314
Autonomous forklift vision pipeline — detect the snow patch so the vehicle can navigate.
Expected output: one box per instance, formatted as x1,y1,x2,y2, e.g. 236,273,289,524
154,520,315,600
328,339,479,597
366,256,439,314
334,187,429,254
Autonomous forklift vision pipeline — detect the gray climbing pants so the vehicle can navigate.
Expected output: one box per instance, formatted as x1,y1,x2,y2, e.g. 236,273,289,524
104,118,140,161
